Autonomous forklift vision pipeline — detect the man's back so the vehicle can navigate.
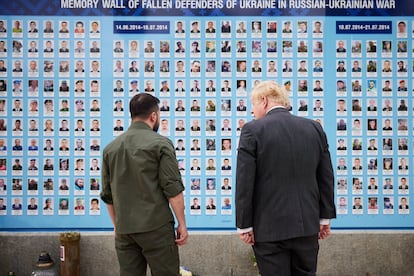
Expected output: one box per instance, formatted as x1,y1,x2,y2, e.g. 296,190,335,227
237,108,335,242
100,93,187,275
102,121,183,234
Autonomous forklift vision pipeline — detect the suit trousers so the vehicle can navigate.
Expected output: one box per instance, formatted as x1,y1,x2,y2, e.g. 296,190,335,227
115,222,179,276
253,234,319,276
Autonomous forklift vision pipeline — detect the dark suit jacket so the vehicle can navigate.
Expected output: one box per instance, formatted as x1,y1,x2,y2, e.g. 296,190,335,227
236,108,336,242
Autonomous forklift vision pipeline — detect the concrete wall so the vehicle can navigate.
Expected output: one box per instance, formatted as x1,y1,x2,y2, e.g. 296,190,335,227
0,231,413,276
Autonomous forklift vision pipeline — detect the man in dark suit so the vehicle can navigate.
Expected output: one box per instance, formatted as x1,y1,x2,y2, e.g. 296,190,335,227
90,41,100,53
44,41,54,53
27,198,38,210
236,41,246,52
59,41,69,53
236,80,336,276
236,99,247,111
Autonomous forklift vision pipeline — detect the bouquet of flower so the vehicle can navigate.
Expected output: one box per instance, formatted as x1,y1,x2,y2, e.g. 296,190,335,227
179,266,193,276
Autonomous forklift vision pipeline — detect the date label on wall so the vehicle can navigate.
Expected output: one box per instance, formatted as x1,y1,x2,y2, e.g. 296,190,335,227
336,21,392,34
114,21,170,34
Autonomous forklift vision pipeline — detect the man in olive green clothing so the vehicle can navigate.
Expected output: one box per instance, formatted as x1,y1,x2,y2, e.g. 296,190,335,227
101,93,188,276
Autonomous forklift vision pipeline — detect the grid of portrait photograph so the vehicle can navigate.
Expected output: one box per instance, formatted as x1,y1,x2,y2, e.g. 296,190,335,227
0,19,102,217
335,20,412,216
0,17,412,228
132,19,330,217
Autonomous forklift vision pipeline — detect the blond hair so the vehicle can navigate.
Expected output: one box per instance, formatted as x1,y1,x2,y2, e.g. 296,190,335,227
250,80,290,108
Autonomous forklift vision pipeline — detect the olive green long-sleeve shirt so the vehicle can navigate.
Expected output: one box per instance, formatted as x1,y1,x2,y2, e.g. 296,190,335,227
101,121,184,234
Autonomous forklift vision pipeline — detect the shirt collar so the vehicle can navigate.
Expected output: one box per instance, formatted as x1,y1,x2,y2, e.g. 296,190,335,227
266,105,286,114
129,121,151,130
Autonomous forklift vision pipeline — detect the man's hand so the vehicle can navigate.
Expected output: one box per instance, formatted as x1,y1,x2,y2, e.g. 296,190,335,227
318,224,331,240
239,230,255,245
175,224,188,246
169,193,187,245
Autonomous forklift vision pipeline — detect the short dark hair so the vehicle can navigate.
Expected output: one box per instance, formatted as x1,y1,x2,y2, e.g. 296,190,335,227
129,93,160,119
